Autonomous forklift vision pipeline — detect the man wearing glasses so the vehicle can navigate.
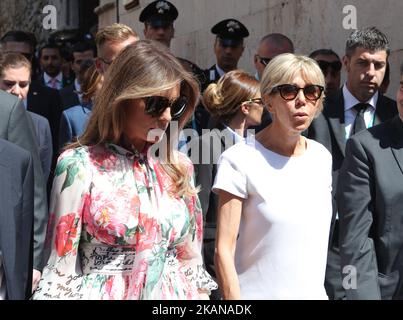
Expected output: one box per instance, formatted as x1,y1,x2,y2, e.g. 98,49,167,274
95,23,138,75
251,33,294,133
253,33,294,81
310,49,342,96
1,30,62,166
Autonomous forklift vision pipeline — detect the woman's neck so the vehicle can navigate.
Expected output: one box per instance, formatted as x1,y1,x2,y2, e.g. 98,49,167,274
256,122,306,157
227,114,247,137
120,135,147,153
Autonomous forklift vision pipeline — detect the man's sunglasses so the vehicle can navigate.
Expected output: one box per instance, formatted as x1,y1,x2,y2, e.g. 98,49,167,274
257,55,272,67
317,60,342,73
144,95,188,119
271,84,324,101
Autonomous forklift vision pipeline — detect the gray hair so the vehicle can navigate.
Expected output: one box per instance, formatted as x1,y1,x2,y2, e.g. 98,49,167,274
345,27,390,57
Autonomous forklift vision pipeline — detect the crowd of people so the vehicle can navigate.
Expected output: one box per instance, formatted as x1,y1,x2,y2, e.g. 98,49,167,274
0,0,401,300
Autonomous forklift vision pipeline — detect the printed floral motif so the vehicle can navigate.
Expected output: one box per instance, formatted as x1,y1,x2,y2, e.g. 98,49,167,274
55,213,79,257
33,144,217,300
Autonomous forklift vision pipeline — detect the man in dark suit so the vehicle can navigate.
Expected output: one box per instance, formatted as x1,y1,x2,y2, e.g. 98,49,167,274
308,26,398,299
1,30,63,160
0,138,34,299
337,63,403,299
0,89,48,293
60,41,96,110
38,43,74,90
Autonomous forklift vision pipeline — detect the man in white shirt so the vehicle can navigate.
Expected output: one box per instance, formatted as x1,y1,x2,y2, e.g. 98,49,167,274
308,26,398,300
39,43,73,90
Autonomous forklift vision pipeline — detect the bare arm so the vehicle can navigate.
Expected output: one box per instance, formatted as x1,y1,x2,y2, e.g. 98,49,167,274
214,190,243,300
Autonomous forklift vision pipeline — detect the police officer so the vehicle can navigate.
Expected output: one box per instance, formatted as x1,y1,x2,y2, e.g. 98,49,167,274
139,0,208,136
203,18,249,90
139,0,177,48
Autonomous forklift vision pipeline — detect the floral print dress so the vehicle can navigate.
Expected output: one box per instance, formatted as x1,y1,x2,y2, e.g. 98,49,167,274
32,143,217,300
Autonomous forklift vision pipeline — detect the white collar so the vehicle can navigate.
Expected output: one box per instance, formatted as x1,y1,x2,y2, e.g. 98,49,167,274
44,71,63,84
343,84,378,111
215,64,226,78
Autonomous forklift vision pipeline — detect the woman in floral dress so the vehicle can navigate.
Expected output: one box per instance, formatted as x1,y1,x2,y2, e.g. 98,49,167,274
32,40,217,300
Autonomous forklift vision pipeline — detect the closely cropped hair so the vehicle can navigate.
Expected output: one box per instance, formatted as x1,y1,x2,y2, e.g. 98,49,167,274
95,23,139,50
345,26,390,57
400,62,403,76
309,48,340,61
203,70,260,123
261,53,325,116
78,60,103,104
71,40,200,197
0,52,32,77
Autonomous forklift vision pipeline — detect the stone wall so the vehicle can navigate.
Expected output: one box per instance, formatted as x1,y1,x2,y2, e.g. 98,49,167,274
97,0,403,98
0,0,49,44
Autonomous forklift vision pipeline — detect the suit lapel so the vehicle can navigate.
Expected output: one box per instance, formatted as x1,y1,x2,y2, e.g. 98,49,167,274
390,116,403,175
325,91,347,157
374,95,395,125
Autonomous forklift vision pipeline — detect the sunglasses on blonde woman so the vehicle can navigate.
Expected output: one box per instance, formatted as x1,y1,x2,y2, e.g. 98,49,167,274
271,84,324,101
143,95,188,119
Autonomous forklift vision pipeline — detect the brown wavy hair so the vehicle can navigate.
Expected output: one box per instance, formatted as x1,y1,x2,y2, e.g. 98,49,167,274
69,40,200,197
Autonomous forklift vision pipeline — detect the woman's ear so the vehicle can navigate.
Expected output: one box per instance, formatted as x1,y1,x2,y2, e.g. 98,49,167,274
240,102,250,115
263,94,274,114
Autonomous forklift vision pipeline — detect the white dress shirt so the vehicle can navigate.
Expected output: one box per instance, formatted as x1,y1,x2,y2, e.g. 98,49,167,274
44,72,63,90
343,85,378,139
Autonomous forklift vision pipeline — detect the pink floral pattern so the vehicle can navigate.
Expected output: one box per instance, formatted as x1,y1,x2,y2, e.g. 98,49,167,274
33,144,216,300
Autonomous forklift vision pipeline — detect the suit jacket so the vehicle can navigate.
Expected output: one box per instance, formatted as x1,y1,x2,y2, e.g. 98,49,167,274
202,65,221,91
27,81,63,159
0,90,48,270
0,138,34,299
308,90,397,300
39,73,74,90
337,116,403,299
191,126,238,286
59,104,92,149
28,111,53,182
59,84,80,111
308,90,397,195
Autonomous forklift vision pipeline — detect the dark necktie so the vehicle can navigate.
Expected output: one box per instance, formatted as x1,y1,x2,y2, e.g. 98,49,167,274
352,103,369,135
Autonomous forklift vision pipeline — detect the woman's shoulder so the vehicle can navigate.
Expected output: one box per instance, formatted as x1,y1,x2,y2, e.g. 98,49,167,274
57,145,94,168
306,138,332,161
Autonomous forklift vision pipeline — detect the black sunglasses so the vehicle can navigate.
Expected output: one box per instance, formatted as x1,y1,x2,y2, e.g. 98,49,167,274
271,84,324,101
257,55,272,67
144,95,188,119
317,60,342,73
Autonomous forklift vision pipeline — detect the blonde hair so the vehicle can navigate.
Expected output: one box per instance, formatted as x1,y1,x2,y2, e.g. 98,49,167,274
261,53,326,116
203,70,260,123
95,23,139,51
0,52,31,77
69,40,200,197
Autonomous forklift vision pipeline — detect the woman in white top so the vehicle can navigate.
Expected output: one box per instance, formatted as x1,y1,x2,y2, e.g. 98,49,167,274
192,70,263,298
213,53,333,299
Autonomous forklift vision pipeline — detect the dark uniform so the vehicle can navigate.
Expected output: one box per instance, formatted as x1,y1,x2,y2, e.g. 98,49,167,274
140,0,210,135
202,19,249,90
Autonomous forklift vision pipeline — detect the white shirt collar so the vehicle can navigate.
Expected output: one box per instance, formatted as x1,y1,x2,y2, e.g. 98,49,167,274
343,84,378,111
44,71,63,85
215,64,226,78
